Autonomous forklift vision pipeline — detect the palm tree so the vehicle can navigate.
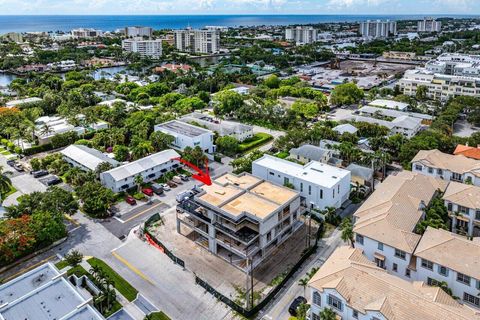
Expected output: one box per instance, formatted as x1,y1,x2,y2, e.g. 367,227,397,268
0,166,12,203
134,175,144,193
323,206,337,224
298,277,309,296
340,218,354,247
319,308,337,320
39,123,53,138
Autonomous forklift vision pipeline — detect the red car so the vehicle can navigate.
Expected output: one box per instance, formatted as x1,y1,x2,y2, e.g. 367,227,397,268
125,196,137,205
142,188,154,197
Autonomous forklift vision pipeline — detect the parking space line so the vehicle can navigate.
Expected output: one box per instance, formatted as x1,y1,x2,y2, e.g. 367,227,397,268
123,202,164,223
111,251,154,285
1,255,56,282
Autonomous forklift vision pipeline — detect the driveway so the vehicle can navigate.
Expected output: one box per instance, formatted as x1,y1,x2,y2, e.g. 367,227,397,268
3,172,47,206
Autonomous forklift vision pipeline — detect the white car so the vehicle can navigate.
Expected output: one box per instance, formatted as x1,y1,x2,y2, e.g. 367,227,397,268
160,183,171,191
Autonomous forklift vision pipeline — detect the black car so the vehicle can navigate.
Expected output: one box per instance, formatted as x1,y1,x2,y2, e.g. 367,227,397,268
45,176,62,186
6,160,15,167
288,296,307,316
32,170,49,178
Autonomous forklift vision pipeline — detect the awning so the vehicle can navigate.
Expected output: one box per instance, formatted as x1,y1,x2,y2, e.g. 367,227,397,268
374,252,385,261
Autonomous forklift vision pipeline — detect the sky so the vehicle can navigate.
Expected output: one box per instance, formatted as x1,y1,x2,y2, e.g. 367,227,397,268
0,0,478,15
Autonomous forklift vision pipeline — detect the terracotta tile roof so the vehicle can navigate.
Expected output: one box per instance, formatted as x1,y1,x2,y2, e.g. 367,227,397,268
412,149,480,177
443,181,480,210
414,227,480,280
353,171,447,253
454,144,480,160
308,246,480,320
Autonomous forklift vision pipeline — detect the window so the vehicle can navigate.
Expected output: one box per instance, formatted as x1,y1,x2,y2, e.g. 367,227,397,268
437,169,443,174
394,249,406,260
311,314,320,320
392,263,398,272
428,167,433,174
415,164,422,171
458,206,469,215
356,234,364,245
320,189,323,199
405,269,411,278
300,183,303,192
476,210,480,220
377,242,383,251
308,185,311,196
284,177,289,185
421,259,434,270
438,265,449,277
447,202,453,211
464,292,480,307
269,172,274,176
313,291,321,306
333,189,335,198
338,185,340,194
457,273,471,286
353,310,359,319
327,294,343,311
267,232,272,242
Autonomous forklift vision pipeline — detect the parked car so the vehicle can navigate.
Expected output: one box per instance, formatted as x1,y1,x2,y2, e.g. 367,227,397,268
179,174,189,181
160,183,171,191
125,196,137,205
6,160,15,167
176,191,194,203
142,188,154,197
31,170,48,178
172,176,183,184
151,183,164,195
288,296,307,316
45,176,61,186
13,162,24,172
167,181,177,188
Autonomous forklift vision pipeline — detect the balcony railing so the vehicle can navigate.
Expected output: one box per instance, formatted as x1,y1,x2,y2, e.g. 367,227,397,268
178,201,211,224
214,222,259,244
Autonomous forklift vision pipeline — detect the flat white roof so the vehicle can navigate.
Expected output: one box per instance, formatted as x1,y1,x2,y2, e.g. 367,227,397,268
0,262,104,320
253,155,350,188
369,99,409,110
6,97,42,107
61,145,119,171
103,149,180,182
155,120,213,138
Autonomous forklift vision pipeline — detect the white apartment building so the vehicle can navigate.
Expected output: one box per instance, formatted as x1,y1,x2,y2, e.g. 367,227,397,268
418,17,442,32
122,38,163,58
353,171,448,280
71,28,103,38
176,173,302,271
443,181,480,237
174,28,220,54
124,26,153,38
154,120,215,154
411,149,480,186
413,227,480,309
349,113,423,138
100,149,180,193
359,20,397,39
307,246,480,320
179,112,253,142
61,145,119,172
399,54,480,100
285,26,318,45
252,155,351,210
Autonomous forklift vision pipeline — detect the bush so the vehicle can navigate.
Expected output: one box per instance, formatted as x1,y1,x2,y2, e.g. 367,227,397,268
6,141,15,151
238,133,273,153
1,138,8,145
65,249,83,267
23,143,54,156
14,147,22,154
133,192,146,200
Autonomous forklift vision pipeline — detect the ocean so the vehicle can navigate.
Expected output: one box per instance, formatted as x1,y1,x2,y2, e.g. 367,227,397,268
0,15,477,34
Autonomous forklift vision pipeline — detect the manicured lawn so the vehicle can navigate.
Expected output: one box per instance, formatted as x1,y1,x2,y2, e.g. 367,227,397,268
87,257,138,302
147,311,171,320
275,151,289,159
103,300,122,318
67,264,90,277
239,133,273,153
55,260,69,270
